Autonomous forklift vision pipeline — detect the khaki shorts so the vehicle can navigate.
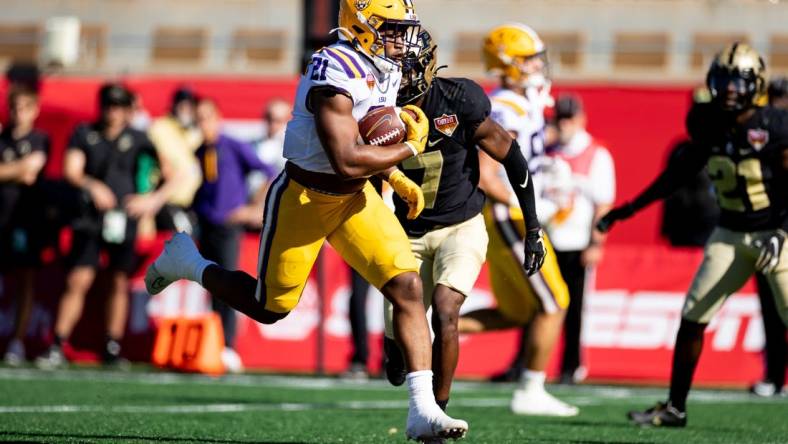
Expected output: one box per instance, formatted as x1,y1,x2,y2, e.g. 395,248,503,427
384,213,488,337
683,227,788,324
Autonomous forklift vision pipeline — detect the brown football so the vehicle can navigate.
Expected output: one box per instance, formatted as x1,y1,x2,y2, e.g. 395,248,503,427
358,106,408,146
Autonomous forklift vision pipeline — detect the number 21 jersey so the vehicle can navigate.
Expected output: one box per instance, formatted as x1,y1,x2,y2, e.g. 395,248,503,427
284,41,401,175
688,103,788,232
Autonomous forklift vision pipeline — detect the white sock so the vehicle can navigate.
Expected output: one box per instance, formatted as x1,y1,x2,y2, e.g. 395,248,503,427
407,370,437,411
522,369,546,390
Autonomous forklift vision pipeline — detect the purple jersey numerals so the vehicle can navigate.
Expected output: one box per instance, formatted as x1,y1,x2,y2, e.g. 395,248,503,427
311,56,329,81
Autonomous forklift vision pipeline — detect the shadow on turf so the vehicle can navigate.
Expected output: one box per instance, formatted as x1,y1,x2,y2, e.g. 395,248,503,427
0,431,311,444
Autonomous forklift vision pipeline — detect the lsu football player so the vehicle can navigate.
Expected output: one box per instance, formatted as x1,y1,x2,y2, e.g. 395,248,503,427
145,0,468,440
599,43,788,427
379,29,545,423
457,23,578,417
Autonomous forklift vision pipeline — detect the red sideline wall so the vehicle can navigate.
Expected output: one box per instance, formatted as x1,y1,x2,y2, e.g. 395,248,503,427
0,76,774,385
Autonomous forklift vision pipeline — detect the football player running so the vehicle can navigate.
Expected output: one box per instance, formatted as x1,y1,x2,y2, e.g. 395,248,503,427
145,0,467,440
457,23,578,417
598,43,788,427
380,29,546,427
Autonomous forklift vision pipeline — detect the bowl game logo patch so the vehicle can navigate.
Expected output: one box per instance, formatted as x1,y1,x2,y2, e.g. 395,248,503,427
434,114,459,137
747,128,769,151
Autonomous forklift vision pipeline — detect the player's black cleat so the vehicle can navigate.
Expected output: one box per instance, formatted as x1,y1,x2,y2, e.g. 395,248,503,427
383,336,407,386
628,401,687,427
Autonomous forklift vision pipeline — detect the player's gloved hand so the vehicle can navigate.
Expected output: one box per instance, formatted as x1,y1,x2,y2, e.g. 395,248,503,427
399,105,428,155
596,203,636,233
388,169,425,220
754,229,786,273
524,228,546,276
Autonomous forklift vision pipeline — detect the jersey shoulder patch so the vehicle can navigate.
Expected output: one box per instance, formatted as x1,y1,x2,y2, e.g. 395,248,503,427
443,78,491,133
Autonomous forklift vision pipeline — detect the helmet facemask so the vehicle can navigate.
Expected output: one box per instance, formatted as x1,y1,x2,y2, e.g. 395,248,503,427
505,51,550,89
335,14,420,74
707,63,761,112
397,30,441,106
373,19,421,73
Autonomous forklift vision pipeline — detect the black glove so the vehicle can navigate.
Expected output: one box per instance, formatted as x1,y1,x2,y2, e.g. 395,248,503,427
524,228,546,276
596,203,636,233
754,230,786,273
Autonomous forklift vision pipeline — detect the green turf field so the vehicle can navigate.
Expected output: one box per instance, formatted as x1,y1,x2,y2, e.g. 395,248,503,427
0,367,785,444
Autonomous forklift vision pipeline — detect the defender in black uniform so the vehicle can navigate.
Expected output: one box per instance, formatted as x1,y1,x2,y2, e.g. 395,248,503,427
382,30,546,415
598,43,788,427
0,86,49,366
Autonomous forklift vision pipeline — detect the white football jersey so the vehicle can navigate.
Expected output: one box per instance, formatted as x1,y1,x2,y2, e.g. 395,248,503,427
488,87,546,162
488,87,556,216
283,42,401,174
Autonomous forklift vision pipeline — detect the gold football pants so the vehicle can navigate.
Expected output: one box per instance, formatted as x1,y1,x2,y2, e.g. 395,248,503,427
484,202,570,324
254,172,419,317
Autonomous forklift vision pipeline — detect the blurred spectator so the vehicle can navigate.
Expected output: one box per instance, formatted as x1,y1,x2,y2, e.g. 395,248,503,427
768,76,788,109
247,98,291,196
192,98,275,372
750,77,788,397
148,87,203,234
129,93,152,131
543,94,615,384
36,83,174,369
0,87,49,366
6,63,40,93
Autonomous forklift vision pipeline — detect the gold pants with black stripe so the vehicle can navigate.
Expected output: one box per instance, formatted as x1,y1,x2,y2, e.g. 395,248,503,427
254,171,419,317
484,202,570,323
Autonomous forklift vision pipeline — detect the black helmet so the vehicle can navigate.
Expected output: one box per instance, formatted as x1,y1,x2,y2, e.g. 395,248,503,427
397,29,440,106
706,42,767,112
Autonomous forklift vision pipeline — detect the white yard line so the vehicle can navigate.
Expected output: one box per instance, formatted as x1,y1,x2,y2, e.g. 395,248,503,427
0,399,502,414
0,368,781,405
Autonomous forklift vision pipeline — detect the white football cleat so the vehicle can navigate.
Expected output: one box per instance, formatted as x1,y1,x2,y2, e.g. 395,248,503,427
145,232,203,295
221,347,244,374
406,407,468,441
510,386,579,417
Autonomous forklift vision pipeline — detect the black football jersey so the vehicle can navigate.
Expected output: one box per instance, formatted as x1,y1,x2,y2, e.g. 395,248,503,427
0,127,49,228
393,77,489,236
687,103,788,232
68,123,157,201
